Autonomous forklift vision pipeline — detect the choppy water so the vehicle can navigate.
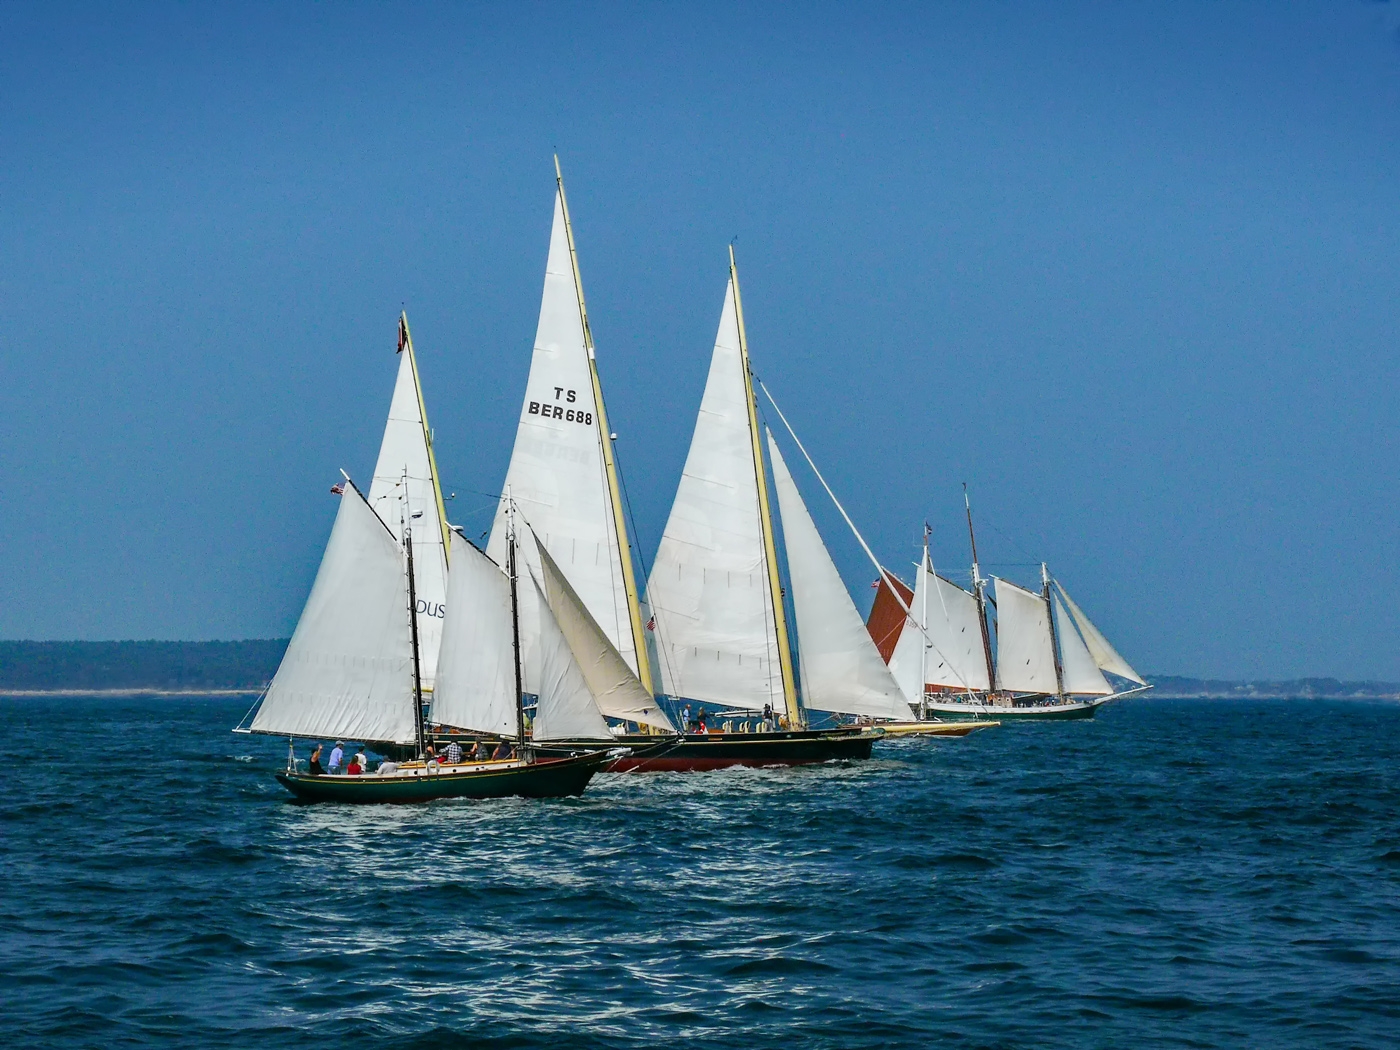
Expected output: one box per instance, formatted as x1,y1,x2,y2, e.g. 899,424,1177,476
2,696,1398,1048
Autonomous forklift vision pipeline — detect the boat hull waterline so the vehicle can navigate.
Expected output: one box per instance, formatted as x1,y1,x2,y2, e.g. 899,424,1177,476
875,720,1000,737
273,751,611,803
543,729,880,773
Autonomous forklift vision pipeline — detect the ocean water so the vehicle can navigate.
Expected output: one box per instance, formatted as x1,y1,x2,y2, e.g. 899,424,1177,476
1,696,1398,1049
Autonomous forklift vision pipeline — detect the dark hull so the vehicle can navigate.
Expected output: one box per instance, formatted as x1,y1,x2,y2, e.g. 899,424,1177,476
546,729,876,773
273,751,607,804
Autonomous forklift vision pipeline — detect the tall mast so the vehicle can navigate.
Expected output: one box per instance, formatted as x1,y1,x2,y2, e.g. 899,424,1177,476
731,245,802,729
403,487,426,758
919,524,930,719
553,156,655,697
398,312,451,567
1042,561,1066,699
964,484,997,694
506,491,527,748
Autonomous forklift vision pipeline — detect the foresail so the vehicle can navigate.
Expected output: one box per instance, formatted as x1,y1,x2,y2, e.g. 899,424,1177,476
645,278,785,713
535,534,677,733
486,188,638,694
885,560,926,705
886,552,992,700
531,576,615,741
767,433,910,721
366,323,448,691
1054,594,1113,696
251,485,417,743
1055,581,1146,685
993,578,1059,695
430,532,517,737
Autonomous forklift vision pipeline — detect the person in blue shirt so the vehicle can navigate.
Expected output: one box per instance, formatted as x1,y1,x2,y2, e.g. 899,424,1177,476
328,742,345,774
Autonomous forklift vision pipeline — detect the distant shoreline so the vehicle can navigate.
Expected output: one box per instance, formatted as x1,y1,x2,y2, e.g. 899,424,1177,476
1,689,263,698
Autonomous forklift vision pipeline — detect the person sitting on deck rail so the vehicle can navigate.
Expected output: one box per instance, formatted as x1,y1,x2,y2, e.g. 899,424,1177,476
492,740,514,760
445,740,463,764
307,745,325,775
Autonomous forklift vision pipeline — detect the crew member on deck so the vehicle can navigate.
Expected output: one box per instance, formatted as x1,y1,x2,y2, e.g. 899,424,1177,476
328,741,345,775
308,744,325,775
445,740,464,764
492,740,514,760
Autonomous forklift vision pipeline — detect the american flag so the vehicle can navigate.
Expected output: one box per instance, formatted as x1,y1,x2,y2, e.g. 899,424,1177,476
645,616,656,631
330,483,345,495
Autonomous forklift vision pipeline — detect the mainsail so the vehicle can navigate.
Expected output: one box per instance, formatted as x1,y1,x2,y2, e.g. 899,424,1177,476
1054,594,1113,696
366,313,450,691
534,534,676,733
768,433,911,721
430,532,517,737
645,277,786,714
486,170,649,696
251,482,418,744
992,577,1060,695
1055,581,1147,686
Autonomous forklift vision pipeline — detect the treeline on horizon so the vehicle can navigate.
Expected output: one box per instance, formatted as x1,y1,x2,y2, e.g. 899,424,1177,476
0,640,288,691
1,641,1398,698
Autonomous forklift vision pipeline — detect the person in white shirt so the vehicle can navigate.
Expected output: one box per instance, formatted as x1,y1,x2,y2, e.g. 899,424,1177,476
328,742,345,774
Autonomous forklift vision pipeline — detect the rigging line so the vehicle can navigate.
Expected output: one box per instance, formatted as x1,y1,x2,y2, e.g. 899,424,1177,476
757,380,976,698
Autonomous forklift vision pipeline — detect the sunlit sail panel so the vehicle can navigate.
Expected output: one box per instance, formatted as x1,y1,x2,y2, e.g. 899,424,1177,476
1055,581,1147,686
767,433,910,720
486,186,641,694
645,278,785,713
251,485,417,744
993,578,1059,694
366,316,450,691
431,532,518,737
535,536,676,733
531,576,617,742
1055,594,1113,696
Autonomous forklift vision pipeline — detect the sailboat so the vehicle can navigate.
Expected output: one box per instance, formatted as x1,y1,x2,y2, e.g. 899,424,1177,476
872,496,1150,720
621,248,934,770
237,325,614,802
483,158,664,731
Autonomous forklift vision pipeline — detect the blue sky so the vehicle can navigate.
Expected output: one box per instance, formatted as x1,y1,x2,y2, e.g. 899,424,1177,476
1,2,1397,679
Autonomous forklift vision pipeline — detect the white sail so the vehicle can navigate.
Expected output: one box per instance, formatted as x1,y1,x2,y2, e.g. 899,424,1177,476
1055,594,1113,695
645,278,785,713
929,573,993,692
767,433,911,721
531,576,616,741
886,562,926,705
486,188,638,694
366,326,448,691
1055,581,1146,685
890,554,991,702
534,533,677,733
251,484,417,743
887,552,993,701
430,532,518,737
993,578,1059,695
